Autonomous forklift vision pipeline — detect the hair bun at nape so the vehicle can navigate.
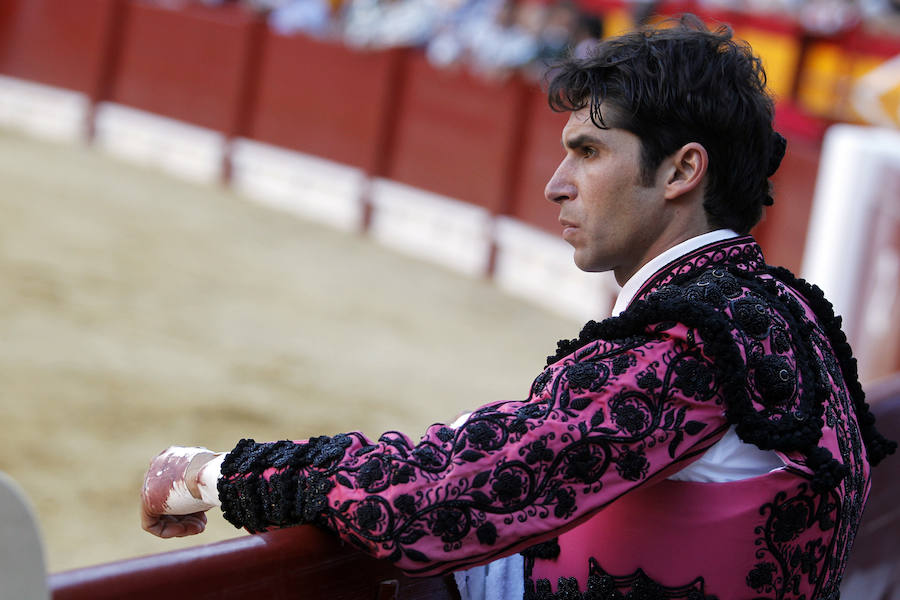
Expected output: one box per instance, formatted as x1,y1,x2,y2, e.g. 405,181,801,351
767,131,787,178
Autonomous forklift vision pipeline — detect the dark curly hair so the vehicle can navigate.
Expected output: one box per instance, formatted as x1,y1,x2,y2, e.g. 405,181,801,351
547,16,785,234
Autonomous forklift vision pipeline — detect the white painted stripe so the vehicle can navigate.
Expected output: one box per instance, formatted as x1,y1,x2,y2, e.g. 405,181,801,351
93,102,225,183
0,75,88,141
230,138,366,232
369,178,493,278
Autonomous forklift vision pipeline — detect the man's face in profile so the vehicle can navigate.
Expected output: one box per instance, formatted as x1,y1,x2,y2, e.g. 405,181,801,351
545,107,670,285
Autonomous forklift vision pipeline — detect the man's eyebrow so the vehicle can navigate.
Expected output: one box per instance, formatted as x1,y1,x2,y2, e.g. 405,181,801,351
562,134,606,150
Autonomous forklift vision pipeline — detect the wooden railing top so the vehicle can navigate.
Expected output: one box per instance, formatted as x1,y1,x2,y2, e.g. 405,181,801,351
49,524,456,600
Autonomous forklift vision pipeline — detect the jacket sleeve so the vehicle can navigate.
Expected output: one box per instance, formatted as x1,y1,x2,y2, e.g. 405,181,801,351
217,319,732,576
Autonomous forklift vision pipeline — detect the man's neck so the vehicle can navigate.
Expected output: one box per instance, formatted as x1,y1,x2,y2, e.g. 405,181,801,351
613,208,716,286
611,229,740,316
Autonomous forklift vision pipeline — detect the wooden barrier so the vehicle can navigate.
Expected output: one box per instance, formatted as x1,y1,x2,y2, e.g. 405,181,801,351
245,32,404,174
49,525,457,600
753,110,823,274
795,36,849,119
0,0,119,97
108,1,261,134
508,86,568,235
386,53,529,214
0,0,863,244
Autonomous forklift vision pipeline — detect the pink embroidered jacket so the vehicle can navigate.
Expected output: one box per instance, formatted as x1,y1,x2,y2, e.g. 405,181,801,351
218,236,894,600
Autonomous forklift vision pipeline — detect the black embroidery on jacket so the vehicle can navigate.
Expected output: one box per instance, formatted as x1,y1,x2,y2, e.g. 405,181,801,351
219,436,350,533
633,235,764,300
758,266,895,598
524,558,718,600
764,266,896,467
542,248,893,600
548,266,846,484
745,483,840,600
521,538,561,561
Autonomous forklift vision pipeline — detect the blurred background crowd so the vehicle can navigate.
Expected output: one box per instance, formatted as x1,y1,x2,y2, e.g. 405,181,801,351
150,0,602,80
144,0,899,81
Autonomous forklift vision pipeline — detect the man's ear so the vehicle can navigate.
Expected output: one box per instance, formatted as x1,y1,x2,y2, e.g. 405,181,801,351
664,142,708,200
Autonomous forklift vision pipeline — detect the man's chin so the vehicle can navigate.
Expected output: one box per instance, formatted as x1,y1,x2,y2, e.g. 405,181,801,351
572,253,610,274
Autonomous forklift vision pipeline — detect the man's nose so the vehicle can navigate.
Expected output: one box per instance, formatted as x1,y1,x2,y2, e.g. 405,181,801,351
545,161,576,204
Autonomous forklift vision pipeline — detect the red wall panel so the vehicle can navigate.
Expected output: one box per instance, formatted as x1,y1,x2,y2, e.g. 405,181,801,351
752,133,820,274
109,1,260,132
246,33,402,173
0,0,118,95
509,86,568,234
387,53,527,213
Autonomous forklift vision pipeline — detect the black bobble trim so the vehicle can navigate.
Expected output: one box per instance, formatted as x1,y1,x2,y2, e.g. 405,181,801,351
767,131,787,177
219,437,346,533
767,267,897,467
521,538,561,560
805,446,850,493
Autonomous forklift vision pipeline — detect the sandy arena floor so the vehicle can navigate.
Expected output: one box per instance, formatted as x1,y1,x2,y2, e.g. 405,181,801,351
0,129,581,573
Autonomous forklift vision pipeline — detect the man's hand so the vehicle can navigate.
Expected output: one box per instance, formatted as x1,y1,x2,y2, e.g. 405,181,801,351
141,507,208,538
141,447,218,538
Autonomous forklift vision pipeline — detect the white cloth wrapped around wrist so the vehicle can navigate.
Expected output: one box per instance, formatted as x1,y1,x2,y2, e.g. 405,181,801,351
197,453,226,507
155,446,225,515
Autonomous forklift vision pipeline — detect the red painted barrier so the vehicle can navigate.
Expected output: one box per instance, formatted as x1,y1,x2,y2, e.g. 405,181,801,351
387,53,529,214
49,525,457,600
744,100,824,274
0,0,119,97
108,1,261,133
508,86,568,234
752,130,820,274
246,32,404,174
846,26,900,58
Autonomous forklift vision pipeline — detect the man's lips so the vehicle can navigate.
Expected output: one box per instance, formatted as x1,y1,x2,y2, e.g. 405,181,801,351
560,219,578,240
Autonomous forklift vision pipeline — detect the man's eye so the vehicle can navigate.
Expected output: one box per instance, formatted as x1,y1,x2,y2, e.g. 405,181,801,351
581,147,596,158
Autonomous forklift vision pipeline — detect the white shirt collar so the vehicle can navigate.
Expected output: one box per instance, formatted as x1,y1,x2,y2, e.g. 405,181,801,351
611,229,740,317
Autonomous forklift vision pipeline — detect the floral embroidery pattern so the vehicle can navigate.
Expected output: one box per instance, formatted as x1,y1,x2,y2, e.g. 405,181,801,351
524,558,718,600
632,235,764,300
745,484,839,599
